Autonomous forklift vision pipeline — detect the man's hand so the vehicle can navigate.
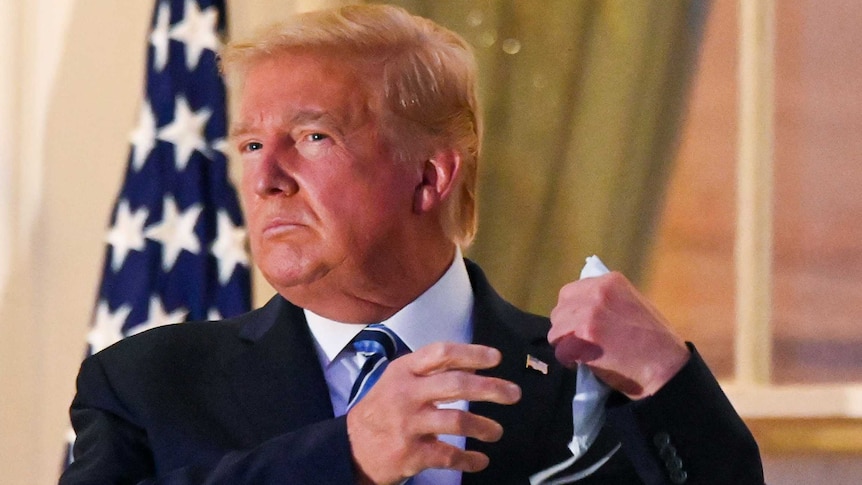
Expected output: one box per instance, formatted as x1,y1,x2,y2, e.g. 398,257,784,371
346,342,521,485
548,272,690,400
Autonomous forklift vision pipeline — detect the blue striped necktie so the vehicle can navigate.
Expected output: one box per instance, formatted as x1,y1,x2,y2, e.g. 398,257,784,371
346,323,411,410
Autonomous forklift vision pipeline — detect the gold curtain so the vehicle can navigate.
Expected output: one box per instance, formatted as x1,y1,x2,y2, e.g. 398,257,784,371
374,0,709,315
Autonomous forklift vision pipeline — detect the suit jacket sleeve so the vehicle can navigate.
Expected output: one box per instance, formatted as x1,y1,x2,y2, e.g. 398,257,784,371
60,352,356,485
603,345,764,485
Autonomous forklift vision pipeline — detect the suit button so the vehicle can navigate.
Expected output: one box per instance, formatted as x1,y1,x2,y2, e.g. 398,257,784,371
652,431,687,482
665,455,683,471
659,443,677,460
670,469,688,484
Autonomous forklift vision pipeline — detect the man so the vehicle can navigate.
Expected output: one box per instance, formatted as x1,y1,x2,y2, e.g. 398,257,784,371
61,5,763,485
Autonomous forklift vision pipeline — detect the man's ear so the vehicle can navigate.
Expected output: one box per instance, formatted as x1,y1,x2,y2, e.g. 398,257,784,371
413,149,462,214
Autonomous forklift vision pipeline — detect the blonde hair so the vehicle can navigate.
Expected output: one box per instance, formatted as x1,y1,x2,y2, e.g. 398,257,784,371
221,4,481,246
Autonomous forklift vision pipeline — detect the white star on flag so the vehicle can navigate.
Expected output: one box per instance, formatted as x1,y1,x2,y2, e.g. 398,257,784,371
211,210,249,284
64,427,77,466
87,301,133,354
106,200,150,271
169,0,220,70
127,295,188,337
130,101,158,171
150,1,172,72
157,96,211,171
210,137,228,158
145,195,202,271
207,307,222,321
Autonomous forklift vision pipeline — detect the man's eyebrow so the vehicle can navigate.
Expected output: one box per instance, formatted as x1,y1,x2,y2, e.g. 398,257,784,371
228,110,344,139
290,110,344,136
228,123,252,140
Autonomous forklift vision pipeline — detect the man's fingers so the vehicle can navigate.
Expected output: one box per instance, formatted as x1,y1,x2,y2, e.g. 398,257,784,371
414,408,504,443
409,342,502,375
553,334,603,368
414,371,521,406
346,342,517,483
456,450,492,473
390,342,520,405
414,440,491,474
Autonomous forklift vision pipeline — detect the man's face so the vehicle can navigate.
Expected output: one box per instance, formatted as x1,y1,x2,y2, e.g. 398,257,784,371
231,52,421,307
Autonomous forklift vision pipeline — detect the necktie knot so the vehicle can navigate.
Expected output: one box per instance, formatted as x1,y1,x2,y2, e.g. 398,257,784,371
347,323,410,409
352,323,410,360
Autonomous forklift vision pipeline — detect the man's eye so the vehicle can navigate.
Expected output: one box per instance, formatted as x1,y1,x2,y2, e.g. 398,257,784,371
296,133,331,159
245,142,263,152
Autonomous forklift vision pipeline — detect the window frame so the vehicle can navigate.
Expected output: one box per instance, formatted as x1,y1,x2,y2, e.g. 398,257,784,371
724,0,862,453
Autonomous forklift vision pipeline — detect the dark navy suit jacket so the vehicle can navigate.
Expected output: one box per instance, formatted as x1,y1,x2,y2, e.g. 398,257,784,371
60,261,763,484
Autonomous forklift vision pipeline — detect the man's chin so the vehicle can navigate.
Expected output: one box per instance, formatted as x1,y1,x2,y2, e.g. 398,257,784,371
263,271,322,292
259,260,331,294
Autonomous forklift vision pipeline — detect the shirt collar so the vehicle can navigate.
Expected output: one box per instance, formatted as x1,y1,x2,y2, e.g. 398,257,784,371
305,248,474,365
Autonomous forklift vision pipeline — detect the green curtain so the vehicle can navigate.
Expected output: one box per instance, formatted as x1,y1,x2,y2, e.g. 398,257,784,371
373,0,709,315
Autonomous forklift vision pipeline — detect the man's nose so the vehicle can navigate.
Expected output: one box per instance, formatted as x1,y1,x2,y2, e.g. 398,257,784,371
252,142,300,197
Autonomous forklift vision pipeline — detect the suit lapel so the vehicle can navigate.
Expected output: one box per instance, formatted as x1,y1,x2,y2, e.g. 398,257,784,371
220,295,335,443
463,261,576,483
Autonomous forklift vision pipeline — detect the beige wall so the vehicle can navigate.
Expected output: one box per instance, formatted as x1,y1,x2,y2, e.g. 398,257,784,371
0,1,858,484
1,1,153,483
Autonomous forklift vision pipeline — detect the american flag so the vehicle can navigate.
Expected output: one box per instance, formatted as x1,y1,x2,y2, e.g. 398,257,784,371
65,0,250,465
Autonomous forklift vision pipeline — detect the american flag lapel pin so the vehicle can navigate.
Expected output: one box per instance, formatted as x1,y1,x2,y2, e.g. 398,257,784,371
526,354,548,375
